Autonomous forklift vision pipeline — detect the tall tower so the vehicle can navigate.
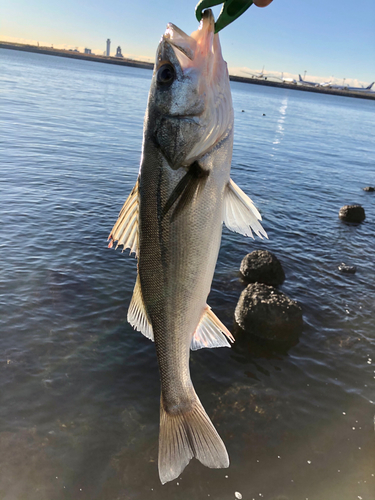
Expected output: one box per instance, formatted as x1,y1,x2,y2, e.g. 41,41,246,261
106,39,111,57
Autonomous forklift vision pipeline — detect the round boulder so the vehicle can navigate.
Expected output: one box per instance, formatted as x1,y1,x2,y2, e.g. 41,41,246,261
363,186,375,192
240,250,285,286
339,204,365,223
235,283,303,341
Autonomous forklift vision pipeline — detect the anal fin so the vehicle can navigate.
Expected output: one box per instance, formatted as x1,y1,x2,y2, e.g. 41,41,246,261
108,178,139,256
223,178,268,239
191,306,234,350
127,274,154,341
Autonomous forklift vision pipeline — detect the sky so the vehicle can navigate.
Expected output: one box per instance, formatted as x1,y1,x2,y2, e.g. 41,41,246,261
1,0,374,86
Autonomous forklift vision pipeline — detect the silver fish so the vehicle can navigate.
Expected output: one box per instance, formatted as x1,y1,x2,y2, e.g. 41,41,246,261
108,10,267,484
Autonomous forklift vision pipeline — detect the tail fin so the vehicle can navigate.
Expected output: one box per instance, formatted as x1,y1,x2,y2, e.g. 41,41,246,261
158,394,229,484
367,82,374,90
299,74,303,81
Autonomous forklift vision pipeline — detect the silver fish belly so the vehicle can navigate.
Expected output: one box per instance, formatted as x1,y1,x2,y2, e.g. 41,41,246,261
108,10,267,484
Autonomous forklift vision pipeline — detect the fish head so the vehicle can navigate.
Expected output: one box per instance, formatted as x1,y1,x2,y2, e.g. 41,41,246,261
147,10,233,168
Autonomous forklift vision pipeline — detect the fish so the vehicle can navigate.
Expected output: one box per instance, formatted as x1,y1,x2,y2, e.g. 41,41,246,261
108,9,267,484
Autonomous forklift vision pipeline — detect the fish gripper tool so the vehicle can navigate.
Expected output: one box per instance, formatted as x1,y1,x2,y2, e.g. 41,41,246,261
195,0,254,33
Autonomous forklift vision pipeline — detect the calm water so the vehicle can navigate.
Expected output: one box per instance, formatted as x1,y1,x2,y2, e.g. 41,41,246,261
0,48,374,500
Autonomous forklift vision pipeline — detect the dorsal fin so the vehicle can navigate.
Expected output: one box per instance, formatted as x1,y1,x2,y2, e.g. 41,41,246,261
223,179,268,239
108,178,139,256
127,274,154,341
191,306,234,350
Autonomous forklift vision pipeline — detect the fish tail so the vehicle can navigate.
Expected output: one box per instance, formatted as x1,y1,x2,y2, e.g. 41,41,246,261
158,393,229,484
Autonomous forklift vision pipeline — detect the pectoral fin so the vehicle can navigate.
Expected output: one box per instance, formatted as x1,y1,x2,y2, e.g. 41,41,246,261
223,179,268,239
108,178,139,256
127,274,154,341
191,306,234,350
163,161,209,222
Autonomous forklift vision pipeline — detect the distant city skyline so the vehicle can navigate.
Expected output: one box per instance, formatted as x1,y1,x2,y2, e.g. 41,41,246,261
1,0,374,87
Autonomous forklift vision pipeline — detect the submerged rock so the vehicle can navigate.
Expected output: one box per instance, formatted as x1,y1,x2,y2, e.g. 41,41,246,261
235,283,303,341
338,263,357,274
240,250,285,286
338,204,365,223
363,186,375,192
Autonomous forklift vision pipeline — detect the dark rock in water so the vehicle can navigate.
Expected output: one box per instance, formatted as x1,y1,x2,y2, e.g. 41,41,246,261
338,204,365,223
363,186,375,192
338,263,357,274
241,110,245,112
235,283,303,342
240,250,285,286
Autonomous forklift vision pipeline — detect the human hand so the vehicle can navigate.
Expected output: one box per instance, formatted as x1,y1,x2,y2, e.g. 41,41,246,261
253,0,273,7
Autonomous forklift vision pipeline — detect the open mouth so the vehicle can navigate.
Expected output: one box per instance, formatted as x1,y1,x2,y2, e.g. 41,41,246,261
162,9,216,69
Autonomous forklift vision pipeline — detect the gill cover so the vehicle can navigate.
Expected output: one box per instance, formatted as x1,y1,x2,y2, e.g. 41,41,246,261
150,10,233,167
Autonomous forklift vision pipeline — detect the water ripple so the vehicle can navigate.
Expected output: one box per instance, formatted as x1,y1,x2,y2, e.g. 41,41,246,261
0,48,374,500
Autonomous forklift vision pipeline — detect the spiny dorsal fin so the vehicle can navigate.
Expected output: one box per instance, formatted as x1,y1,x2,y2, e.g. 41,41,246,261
108,178,139,257
223,178,268,239
191,306,234,350
127,274,154,341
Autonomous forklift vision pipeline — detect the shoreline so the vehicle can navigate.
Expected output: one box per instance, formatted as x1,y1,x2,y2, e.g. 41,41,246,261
0,41,154,71
1,41,374,100
229,74,375,100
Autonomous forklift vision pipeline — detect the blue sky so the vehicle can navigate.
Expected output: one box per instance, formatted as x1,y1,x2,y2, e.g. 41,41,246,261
1,0,374,85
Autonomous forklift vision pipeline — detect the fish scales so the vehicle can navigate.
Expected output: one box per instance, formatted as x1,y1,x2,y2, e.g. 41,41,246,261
108,9,267,484
140,139,230,400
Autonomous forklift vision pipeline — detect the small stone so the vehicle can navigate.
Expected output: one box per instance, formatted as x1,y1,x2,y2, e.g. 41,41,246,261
240,250,285,286
338,204,365,223
235,493,243,500
338,263,357,274
235,283,303,341
363,186,375,192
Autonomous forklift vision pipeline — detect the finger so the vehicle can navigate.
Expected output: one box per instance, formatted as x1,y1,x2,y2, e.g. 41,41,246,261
254,0,273,7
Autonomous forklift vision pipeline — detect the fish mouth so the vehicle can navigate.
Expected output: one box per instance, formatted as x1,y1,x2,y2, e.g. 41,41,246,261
165,114,201,122
163,24,196,62
157,10,233,163
163,9,215,69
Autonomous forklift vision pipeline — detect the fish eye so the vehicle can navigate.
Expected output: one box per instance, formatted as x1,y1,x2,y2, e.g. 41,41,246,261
157,64,175,86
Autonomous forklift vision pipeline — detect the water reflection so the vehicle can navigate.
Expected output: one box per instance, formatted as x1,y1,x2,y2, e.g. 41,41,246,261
272,96,288,146
231,322,299,364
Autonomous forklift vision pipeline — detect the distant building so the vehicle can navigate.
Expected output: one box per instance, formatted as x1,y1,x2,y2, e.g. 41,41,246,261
115,46,123,58
106,39,111,57
84,48,92,54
